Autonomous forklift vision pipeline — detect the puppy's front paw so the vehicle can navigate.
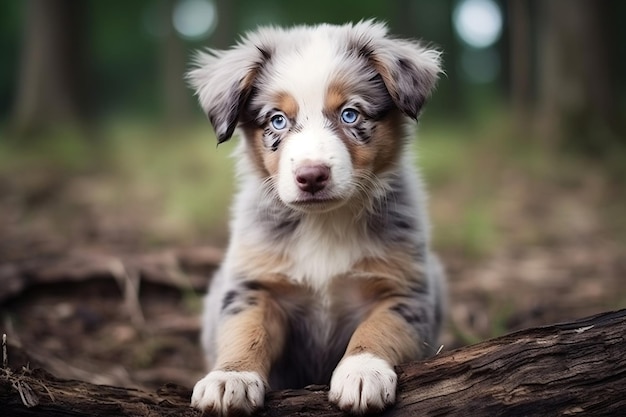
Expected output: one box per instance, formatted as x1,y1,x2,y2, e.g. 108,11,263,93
329,353,397,414
191,370,265,416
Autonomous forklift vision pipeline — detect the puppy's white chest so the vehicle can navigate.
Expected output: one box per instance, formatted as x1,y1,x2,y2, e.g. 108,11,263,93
288,238,356,287
283,216,377,290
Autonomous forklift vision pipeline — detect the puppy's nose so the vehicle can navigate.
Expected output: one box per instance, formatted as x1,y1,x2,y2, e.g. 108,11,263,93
295,164,330,194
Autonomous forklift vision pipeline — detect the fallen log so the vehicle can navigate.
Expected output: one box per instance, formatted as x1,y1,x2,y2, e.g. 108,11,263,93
1,309,625,416
0,246,222,303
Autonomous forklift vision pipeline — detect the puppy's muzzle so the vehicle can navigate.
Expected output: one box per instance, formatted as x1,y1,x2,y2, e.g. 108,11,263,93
295,164,330,195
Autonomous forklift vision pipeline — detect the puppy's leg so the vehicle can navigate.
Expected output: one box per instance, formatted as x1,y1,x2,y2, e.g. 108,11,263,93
192,280,286,416
329,285,436,414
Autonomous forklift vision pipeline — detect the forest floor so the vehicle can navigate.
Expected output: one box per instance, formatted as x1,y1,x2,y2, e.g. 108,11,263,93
1,122,625,392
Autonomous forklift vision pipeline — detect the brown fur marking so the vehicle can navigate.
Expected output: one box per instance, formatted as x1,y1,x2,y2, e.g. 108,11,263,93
215,292,287,379
325,82,348,113
345,301,423,364
275,91,299,120
350,110,405,175
352,253,423,285
232,245,292,280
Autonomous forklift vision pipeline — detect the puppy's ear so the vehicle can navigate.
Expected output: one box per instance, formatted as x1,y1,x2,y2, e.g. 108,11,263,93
371,37,442,120
187,40,272,143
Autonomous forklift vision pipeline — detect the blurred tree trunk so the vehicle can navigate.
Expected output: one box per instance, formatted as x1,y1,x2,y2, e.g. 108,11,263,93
508,0,532,130
12,0,90,137
161,0,193,127
536,0,622,154
394,0,417,39
213,0,236,49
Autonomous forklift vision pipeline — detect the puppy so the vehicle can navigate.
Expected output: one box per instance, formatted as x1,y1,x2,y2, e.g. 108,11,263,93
187,20,445,415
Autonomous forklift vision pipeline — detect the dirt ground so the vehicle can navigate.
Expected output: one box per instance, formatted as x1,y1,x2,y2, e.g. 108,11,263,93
0,158,624,393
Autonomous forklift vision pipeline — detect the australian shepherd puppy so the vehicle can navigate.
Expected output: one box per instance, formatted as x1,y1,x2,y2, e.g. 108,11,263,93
187,20,445,415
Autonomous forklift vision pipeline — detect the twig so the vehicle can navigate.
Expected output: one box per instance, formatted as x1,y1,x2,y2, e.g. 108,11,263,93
110,259,146,329
2,334,7,369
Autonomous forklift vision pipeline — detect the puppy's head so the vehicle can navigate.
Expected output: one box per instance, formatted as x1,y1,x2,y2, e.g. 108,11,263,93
188,21,441,213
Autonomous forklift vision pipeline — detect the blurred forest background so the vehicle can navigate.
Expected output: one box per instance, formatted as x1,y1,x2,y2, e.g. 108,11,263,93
1,0,625,392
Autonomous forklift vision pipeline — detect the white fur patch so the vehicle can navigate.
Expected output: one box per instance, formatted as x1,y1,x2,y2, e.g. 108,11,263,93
191,370,265,415
329,353,397,413
287,210,389,291
277,129,355,206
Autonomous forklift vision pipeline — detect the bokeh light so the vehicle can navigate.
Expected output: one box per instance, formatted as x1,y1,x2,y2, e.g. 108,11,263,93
453,0,502,48
173,0,217,40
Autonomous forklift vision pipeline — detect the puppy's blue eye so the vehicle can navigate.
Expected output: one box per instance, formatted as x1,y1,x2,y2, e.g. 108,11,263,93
341,108,359,124
270,113,288,131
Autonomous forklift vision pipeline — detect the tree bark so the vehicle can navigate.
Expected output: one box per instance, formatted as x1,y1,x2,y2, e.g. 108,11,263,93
2,309,625,416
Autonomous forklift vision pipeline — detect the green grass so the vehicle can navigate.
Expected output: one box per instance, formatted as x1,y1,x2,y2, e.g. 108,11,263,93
416,125,468,187
0,121,237,246
416,122,504,257
0,126,94,173
103,122,237,242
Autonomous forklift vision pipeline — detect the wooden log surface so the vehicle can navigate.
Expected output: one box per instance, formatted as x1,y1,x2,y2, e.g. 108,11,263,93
1,309,625,416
